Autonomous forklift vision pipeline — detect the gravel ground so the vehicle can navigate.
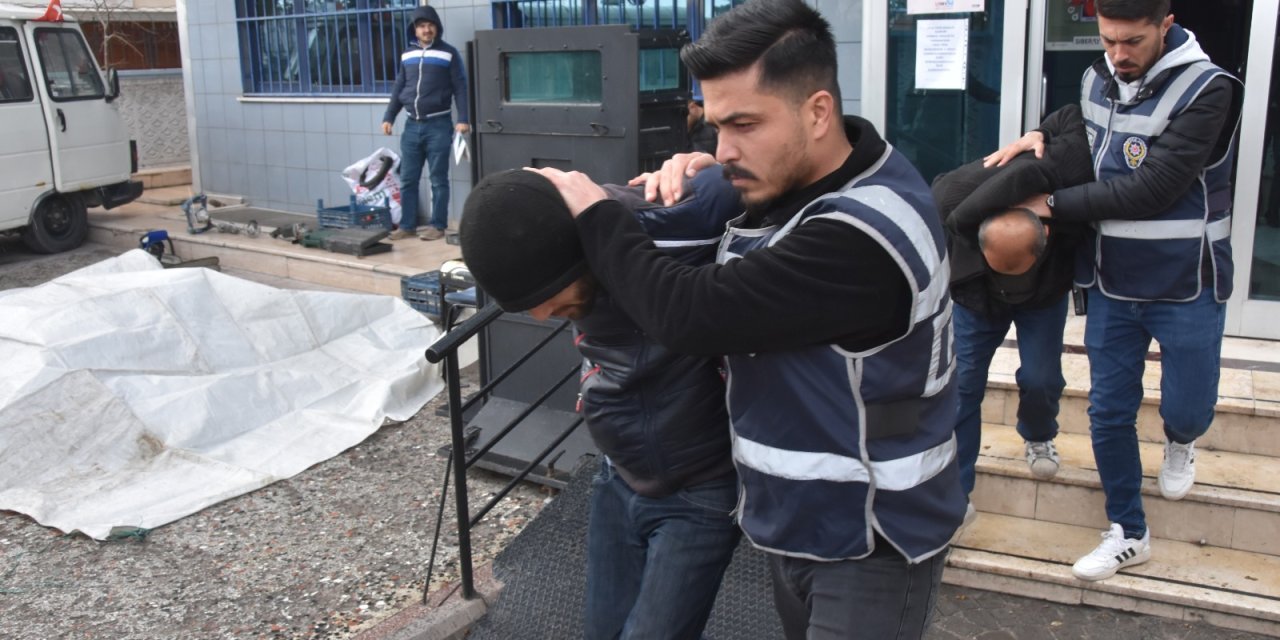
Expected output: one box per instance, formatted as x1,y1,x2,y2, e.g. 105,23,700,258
1,240,1271,640
0,240,550,639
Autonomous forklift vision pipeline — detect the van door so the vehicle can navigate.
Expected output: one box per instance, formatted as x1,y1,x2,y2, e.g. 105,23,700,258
23,22,129,192
0,22,51,230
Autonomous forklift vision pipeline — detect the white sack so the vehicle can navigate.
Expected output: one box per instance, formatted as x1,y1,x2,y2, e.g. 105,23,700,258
0,250,443,539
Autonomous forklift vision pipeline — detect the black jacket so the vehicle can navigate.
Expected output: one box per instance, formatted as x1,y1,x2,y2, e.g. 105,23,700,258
1044,43,1238,225
573,170,742,497
574,117,912,357
933,105,1094,316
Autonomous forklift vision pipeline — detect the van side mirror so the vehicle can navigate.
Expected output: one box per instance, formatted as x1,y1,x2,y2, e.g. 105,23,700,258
105,68,120,102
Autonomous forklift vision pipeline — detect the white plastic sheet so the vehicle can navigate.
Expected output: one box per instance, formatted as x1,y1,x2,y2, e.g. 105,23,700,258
0,250,443,539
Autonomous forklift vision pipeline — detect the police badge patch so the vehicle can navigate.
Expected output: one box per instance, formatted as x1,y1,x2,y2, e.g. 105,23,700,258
1123,136,1148,169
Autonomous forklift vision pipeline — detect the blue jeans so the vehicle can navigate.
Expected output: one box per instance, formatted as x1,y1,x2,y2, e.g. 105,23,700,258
769,538,946,640
953,295,1068,495
1085,287,1225,539
584,460,741,640
398,116,452,232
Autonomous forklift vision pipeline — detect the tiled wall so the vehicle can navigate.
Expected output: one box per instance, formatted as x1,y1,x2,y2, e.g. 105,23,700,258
181,0,864,219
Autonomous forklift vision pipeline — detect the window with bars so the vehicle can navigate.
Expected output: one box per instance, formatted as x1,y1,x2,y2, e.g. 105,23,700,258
235,0,418,95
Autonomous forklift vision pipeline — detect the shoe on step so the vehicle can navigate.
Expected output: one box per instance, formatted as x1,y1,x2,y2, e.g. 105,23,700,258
1071,523,1150,581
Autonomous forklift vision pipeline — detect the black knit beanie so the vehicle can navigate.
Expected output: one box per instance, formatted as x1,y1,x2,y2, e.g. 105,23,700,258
459,170,588,312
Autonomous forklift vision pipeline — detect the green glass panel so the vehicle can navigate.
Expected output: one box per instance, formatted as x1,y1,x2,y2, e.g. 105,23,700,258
504,50,602,103
885,2,1004,184
639,48,680,93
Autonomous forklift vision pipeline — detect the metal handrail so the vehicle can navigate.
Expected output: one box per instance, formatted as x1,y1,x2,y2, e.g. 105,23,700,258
421,302,585,602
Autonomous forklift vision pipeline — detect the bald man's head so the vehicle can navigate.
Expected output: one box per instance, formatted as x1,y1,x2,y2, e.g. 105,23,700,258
978,208,1047,276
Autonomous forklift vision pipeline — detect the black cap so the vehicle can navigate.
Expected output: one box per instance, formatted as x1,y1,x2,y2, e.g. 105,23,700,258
459,170,588,312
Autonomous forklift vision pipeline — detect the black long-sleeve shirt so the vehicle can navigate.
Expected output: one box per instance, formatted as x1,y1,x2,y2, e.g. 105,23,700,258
1040,71,1236,223
575,117,911,357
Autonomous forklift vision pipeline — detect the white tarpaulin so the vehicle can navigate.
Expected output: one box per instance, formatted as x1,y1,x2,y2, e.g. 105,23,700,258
0,250,443,539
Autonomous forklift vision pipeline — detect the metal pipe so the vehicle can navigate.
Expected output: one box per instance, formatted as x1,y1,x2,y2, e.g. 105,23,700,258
445,350,476,600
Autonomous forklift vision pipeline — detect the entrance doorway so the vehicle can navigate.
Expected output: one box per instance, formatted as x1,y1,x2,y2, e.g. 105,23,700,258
1034,0,1252,121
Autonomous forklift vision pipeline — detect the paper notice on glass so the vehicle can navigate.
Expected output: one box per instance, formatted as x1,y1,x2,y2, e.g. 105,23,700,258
452,131,470,165
915,19,968,91
907,0,984,14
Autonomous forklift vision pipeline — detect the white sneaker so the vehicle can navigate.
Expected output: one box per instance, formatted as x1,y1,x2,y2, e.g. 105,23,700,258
1025,440,1060,479
1159,440,1196,500
1071,523,1151,581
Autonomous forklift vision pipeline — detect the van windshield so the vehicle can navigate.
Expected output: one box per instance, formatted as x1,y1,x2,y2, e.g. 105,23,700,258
34,28,104,101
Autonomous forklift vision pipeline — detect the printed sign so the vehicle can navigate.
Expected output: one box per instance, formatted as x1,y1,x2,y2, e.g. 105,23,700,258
915,19,969,91
907,0,984,14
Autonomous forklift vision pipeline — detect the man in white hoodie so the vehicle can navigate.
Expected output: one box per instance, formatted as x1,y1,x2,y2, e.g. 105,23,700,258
984,0,1241,582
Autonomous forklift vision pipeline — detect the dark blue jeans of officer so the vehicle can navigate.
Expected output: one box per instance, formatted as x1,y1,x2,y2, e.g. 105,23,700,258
398,114,452,232
953,295,1069,495
1085,287,1225,539
584,460,740,640
769,536,947,640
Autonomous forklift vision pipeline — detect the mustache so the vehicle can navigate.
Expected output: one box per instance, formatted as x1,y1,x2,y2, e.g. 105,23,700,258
722,163,758,182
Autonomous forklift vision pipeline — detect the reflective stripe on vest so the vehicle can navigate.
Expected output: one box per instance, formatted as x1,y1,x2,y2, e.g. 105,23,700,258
734,432,956,491
717,145,965,563
1078,60,1241,302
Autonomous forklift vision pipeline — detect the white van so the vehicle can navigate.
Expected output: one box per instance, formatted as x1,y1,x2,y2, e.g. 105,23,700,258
0,3,141,254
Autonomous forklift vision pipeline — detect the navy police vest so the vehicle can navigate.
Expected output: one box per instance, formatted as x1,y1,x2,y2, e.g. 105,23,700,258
1077,59,1241,302
717,146,966,562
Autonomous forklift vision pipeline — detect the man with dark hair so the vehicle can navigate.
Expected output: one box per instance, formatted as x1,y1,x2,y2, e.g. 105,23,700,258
933,104,1094,523
987,0,1242,581
686,98,717,155
528,0,966,637
381,5,468,241
460,168,743,640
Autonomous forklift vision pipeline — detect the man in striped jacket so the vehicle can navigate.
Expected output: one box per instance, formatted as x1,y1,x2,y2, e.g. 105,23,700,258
381,5,468,241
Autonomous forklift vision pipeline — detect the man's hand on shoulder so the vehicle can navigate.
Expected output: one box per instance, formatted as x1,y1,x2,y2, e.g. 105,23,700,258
626,152,717,205
525,167,608,218
983,131,1045,168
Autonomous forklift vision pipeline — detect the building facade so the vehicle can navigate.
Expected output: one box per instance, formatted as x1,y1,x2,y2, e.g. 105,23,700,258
177,0,1276,339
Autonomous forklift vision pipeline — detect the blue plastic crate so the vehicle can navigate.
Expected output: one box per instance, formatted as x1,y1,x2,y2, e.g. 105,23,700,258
401,270,442,318
316,196,392,230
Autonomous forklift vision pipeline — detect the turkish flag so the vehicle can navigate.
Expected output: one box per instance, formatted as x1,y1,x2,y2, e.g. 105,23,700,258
34,0,64,22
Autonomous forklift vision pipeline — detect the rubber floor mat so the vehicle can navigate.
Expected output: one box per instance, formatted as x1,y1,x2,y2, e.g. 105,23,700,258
467,461,784,639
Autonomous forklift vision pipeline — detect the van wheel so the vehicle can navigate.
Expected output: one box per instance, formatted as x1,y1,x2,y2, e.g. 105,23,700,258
23,194,88,254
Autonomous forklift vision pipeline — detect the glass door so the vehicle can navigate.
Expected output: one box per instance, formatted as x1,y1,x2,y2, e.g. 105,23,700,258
866,0,1027,185
1227,0,1280,339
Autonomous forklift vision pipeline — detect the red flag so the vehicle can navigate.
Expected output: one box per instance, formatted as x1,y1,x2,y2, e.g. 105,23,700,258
34,0,64,22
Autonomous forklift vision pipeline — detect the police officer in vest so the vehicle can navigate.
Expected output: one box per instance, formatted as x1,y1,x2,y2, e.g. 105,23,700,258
460,169,744,640
529,1,967,636
986,0,1242,582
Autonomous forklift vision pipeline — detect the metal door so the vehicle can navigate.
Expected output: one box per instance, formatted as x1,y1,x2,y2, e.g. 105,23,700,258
25,22,130,192
473,24,639,185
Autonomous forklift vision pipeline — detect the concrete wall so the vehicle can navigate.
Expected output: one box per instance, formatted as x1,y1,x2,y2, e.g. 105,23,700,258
181,0,863,220
118,70,189,168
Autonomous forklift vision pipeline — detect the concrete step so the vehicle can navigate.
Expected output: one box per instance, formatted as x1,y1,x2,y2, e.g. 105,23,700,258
972,423,1280,558
947,512,1280,637
981,348,1280,457
135,185,193,206
132,165,191,190
86,200,462,298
